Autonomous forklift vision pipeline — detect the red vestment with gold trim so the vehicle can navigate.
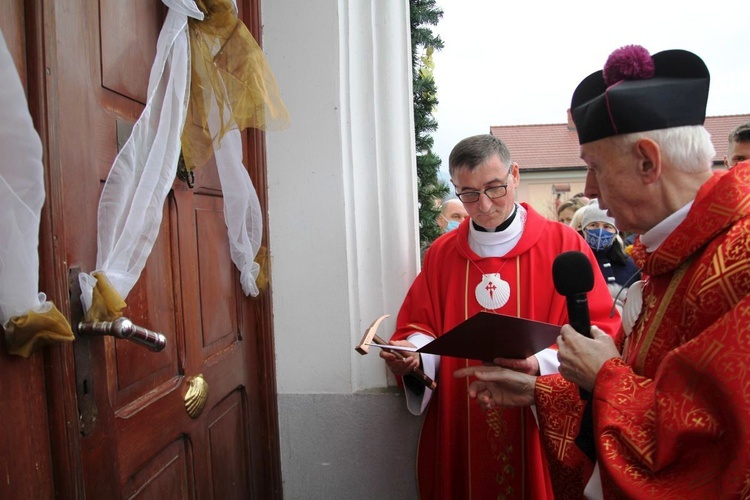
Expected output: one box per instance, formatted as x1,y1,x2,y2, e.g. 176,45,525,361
392,204,620,499
536,162,750,498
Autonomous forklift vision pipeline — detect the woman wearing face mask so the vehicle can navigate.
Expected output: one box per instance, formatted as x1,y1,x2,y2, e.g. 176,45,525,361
580,199,641,312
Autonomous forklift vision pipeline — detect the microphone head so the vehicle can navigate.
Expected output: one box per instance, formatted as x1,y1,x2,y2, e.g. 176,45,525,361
553,251,595,295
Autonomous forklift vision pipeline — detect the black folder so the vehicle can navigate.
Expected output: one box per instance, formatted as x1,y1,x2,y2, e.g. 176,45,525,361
418,312,560,362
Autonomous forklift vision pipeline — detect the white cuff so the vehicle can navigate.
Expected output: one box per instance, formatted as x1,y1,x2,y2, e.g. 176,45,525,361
403,332,438,415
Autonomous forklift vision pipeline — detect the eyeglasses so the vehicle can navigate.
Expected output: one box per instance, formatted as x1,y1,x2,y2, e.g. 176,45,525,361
455,163,513,203
456,185,509,203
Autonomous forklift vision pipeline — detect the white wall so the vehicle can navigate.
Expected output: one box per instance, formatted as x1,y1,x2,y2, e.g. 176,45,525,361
263,2,423,498
265,1,419,395
264,0,351,394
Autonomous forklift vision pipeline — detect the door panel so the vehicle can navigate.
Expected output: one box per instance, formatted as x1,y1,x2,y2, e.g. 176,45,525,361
209,390,251,499
110,212,179,401
99,0,163,103
123,438,193,499
193,192,240,350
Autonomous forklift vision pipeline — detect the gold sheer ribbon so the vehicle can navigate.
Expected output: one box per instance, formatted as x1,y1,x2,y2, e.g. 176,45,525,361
5,304,73,358
84,272,127,323
181,0,289,172
5,271,121,358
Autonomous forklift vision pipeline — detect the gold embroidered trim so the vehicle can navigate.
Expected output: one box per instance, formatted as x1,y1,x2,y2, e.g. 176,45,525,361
635,257,693,374
516,257,521,315
465,259,471,319
464,258,473,498
405,323,435,338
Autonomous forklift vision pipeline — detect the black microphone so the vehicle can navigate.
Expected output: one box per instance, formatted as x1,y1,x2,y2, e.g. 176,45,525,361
553,250,594,338
552,251,594,400
553,250,598,462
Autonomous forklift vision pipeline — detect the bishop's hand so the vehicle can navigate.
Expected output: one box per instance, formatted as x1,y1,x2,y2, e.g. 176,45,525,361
557,324,620,392
454,365,536,409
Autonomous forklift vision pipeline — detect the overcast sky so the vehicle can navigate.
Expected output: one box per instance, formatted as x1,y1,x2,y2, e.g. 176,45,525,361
430,0,750,182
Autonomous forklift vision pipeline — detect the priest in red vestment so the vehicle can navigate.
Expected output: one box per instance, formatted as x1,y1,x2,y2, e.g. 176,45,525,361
380,134,621,499
456,46,750,498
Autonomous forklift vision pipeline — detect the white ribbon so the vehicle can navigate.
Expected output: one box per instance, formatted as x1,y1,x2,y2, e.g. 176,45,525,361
201,5,263,296
213,126,263,296
0,28,49,326
80,0,265,310
79,2,202,311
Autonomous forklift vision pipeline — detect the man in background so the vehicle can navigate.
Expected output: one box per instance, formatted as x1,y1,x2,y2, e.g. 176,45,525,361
436,198,468,232
457,45,750,498
724,121,750,169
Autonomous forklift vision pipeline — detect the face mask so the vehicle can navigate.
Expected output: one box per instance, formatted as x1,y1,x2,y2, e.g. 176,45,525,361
584,228,615,251
445,220,460,232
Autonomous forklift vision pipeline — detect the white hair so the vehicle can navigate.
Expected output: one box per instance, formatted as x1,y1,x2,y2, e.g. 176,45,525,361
616,125,715,174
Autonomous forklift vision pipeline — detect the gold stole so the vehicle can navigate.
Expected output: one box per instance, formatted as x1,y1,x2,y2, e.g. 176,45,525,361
624,257,693,373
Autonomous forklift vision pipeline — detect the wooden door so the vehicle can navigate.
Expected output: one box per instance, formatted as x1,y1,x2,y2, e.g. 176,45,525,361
0,2,61,498
0,1,281,498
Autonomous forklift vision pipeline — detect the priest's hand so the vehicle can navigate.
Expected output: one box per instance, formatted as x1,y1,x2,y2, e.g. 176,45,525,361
492,354,540,375
557,324,620,392
453,365,536,409
379,340,420,376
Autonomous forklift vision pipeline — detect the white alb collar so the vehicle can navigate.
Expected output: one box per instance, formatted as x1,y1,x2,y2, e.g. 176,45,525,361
468,204,526,258
640,201,694,252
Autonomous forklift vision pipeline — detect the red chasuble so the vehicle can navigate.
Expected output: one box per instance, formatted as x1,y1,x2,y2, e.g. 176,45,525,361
535,162,750,498
392,203,620,499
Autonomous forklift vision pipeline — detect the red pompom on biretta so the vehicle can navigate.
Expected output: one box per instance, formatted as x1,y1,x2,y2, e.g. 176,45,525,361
602,45,655,86
570,45,709,144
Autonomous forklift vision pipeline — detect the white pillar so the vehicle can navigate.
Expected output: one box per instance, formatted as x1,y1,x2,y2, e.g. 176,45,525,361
264,1,419,394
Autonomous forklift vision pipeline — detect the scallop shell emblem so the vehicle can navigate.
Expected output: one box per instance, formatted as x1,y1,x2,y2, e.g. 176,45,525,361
184,374,209,419
475,273,510,310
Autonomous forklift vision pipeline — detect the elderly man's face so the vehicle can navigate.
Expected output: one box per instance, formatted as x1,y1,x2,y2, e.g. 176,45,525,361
581,139,644,234
451,155,519,231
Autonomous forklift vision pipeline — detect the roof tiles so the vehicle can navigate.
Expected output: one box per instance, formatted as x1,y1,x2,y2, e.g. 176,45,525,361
489,114,750,171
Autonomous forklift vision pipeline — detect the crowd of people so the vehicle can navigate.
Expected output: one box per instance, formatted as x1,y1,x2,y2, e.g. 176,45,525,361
382,44,750,498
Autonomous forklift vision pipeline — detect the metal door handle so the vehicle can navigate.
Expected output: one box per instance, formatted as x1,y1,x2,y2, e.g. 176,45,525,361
78,317,167,352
